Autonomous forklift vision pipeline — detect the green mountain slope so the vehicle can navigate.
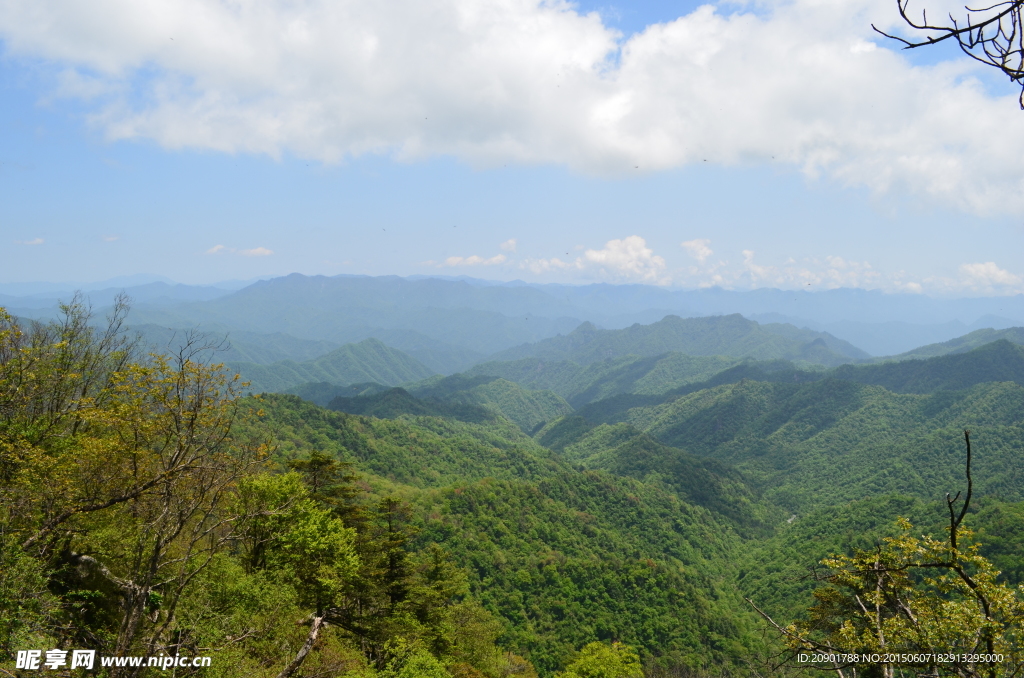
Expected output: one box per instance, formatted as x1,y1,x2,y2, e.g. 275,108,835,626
833,339,1024,392
283,381,390,406
328,387,499,425
558,340,1024,426
488,314,864,368
227,338,435,392
466,353,741,407
414,473,756,672
557,424,778,534
410,375,572,432
579,378,1024,511
326,374,573,433
245,394,761,672
252,394,559,487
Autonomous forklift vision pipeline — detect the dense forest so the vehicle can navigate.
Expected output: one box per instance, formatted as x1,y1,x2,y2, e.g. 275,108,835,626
2,300,1023,677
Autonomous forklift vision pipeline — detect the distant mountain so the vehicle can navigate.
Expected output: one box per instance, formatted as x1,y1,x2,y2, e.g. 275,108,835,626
356,328,486,374
130,324,340,364
226,338,435,393
125,274,584,358
0,281,232,310
883,327,1024,361
488,314,866,367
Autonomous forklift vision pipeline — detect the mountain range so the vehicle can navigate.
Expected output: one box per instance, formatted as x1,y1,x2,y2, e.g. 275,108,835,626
7,273,1024,362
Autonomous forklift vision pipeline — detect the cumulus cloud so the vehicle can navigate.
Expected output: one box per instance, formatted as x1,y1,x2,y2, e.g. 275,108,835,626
959,261,1022,287
2,0,1023,213
583,236,669,284
442,254,506,267
680,239,713,262
500,239,517,253
935,261,1024,294
520,235,668,284
14,237,44,245
205,244,227,254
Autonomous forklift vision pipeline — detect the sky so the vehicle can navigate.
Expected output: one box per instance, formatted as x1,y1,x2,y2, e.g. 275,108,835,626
2,0,1024,296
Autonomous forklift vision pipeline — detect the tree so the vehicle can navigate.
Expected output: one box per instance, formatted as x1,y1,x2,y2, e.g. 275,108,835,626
1,302,268,674
873,0,1024,107
554,641,643,678
750,431,1024,678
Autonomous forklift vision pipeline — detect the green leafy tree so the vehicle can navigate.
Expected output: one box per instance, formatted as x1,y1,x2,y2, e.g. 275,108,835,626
555,641,643,678
752,432,1024,678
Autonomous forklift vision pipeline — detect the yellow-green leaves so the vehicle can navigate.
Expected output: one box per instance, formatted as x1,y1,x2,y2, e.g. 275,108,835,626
555,641,643,678
788,518,1024,677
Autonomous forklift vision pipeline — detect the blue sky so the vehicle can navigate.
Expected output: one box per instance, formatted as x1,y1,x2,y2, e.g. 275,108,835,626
2,0,1023,295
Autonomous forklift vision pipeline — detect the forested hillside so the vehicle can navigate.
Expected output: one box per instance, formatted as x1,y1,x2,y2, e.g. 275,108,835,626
3,303,1024,678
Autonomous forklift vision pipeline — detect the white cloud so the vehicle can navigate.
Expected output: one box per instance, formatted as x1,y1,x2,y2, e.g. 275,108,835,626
737,250,881,289
959,261,1021,287
680,238,712,262
935,261,1024,294
2,0,1024,213
441,253,506,267
500,239,517,253
521,235,668,283
205,244,227,254
15,238,44,245
583,236,669,284
102,235,120,242
240,246,273,256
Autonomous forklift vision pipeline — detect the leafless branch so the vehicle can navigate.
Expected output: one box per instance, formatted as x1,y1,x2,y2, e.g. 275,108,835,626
873,0,1024,107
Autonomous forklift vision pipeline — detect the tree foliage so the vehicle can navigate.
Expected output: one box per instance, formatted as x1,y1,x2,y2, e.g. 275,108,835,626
754,433,1024,678
0,303,519,678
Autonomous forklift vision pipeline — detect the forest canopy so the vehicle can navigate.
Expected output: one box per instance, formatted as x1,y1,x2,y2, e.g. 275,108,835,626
2,300,1024,678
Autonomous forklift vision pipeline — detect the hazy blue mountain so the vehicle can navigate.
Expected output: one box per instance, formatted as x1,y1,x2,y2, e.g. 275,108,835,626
528,282,1024,326
226,338,435,393
124,274,584,357
882,327,1024,360
751,313,1022,356
352,328,486,373
12,273,1024,370
487,314,864,367
130,324,340,364
0,281,232,310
